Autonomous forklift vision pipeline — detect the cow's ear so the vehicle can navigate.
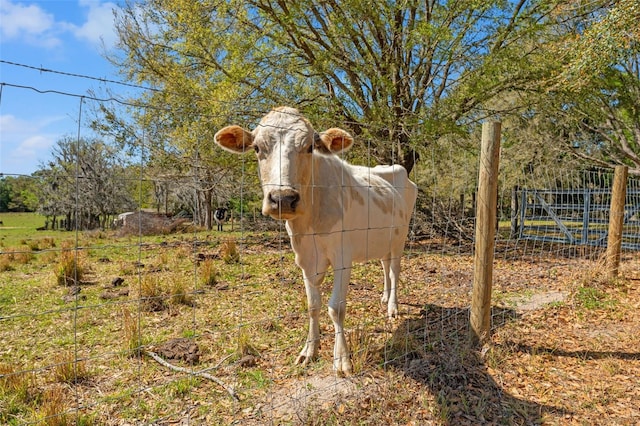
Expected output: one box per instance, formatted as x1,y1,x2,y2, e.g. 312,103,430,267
318,128,354,154
214,125,254,153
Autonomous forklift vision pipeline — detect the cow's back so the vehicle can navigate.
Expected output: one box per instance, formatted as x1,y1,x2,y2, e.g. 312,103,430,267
291,157,416,264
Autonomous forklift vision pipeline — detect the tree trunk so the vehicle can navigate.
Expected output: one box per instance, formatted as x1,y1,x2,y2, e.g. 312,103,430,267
204,188,213,230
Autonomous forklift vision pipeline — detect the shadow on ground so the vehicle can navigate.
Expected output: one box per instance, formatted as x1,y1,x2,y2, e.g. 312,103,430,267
384,304,565,425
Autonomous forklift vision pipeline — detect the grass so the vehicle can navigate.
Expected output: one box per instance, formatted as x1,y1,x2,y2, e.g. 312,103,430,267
55,249,86,286
1,212,640,424
51,351,90,385
0,213,59,248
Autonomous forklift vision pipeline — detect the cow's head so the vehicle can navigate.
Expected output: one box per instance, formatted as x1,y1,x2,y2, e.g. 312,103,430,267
214,107,354,220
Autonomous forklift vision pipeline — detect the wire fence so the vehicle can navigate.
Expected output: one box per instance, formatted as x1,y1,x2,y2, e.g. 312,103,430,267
1,65,639,425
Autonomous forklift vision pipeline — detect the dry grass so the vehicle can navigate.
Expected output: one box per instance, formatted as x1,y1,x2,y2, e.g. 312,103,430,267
2,230,640,425
0,363,38,403
0,246,34,270
199,259,219,287
221,238,240,264
139,275,166,311
0,253,14,271
39,386,69,426
51,351,90,384
121,306,142,358
55,249,85,286
169,279,193,306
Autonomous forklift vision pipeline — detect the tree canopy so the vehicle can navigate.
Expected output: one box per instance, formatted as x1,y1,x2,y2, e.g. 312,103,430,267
83,0,640,221
112,0,571,174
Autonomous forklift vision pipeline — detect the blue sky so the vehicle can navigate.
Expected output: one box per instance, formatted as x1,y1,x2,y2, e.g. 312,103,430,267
0,0,129,176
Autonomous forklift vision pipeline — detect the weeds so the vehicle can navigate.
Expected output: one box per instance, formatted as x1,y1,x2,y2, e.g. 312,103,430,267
0,363,38,403
0,247,34,270
200,259,219,286
348,325,375,374
39,386,68,426
221,238,240,264
139,276,166,311
51,351,90,384
0,253,14,271
122,306,141,357
0,364,41,424
237,328,260,358
55,250,84,286
166,377,200,398
15,248,35,264
383,318,426,365
574,285,616,310
169,279,193,306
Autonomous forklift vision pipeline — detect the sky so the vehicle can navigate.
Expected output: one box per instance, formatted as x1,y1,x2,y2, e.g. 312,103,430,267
0,0,132,176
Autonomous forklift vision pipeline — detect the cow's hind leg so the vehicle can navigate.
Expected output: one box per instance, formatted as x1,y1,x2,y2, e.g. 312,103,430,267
381,256,400,319
380,257,391,305
296,269,324,366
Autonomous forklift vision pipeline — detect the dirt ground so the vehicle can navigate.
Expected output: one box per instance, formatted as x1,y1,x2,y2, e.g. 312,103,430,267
3,236,639,425
234,242,640,425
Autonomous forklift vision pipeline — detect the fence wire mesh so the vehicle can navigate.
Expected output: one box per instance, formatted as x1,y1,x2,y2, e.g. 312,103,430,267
1,69,639,425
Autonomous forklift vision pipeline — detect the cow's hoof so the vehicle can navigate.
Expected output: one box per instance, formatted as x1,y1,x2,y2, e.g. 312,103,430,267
296,343,318,366
295,354,312,366
334,358,353,377
387,304,398,319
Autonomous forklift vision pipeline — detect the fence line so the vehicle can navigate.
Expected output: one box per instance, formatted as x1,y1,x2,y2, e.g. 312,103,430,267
1,71,638,424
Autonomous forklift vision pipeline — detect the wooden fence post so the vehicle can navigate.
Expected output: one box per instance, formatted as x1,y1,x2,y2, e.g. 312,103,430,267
470,121,501,345
606,165,628,278
510,185,519,239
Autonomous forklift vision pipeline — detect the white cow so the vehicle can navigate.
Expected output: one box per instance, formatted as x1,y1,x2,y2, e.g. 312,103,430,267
214,107,417,375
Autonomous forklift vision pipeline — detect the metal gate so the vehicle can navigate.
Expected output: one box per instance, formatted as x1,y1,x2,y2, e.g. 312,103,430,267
518,188,640,250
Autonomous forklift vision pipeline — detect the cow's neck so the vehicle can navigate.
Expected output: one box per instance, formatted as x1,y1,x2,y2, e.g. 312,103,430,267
286,154,347,237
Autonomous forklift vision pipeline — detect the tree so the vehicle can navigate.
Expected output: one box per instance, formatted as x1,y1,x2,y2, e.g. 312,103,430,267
111,0,567,175
524,1,640,173
0,176,39,212
38,137,136,230
558,59,640,173
0,178,9,212
556,0,640,89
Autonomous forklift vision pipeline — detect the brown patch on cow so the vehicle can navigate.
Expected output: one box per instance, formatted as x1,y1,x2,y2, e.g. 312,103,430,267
349,186,365,206
374,198,391,215
365,180,393,215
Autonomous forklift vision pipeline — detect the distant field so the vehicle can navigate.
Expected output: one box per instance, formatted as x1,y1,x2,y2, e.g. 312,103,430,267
0,212,59,247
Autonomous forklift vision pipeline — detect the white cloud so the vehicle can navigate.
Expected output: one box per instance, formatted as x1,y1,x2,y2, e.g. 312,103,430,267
0,114,66,135
0,0,120,50
0,114,66,174
72,1,119,48
12,134,55,157
0,114,23,132
0,0,61,48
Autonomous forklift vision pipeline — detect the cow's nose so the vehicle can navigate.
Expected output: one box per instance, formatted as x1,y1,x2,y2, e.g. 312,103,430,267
269,190,300,211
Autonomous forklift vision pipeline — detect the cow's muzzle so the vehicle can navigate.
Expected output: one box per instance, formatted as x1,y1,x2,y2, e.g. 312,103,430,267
265,189,300,219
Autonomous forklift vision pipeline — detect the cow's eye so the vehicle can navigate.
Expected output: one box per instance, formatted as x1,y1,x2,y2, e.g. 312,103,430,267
306,144,313,154
253,145,260,154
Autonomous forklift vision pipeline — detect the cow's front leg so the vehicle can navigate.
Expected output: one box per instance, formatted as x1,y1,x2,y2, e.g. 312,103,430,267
328,265,352,375
295,270,324,366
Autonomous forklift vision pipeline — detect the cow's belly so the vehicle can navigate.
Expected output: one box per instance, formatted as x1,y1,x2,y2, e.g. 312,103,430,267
287,210,411,268
345,226,408,262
